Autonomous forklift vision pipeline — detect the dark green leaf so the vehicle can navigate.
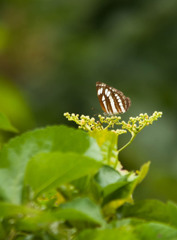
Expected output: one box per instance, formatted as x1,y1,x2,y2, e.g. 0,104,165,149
0,222,6,240
120,199,168,223
120,199,177,229
102,162,150,206
94,165,130,197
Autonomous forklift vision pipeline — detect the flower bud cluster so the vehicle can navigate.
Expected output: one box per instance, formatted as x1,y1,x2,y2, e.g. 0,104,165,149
64,111,162,135
122,111,163,134
64,112,103,131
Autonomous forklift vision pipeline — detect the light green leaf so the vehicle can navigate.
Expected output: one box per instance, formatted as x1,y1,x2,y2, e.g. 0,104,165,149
0,201,40,218
111,218,145,228
0,125,102,204
0,199,104,232
167,201,177,227
76,227,137,240
55,198,105,225
0,112,18,133
108,219,177,240
135,222,177,240
134,161,151,185
0,201,56,232
0,78,35,131
25,152,102,197
90,130,118,166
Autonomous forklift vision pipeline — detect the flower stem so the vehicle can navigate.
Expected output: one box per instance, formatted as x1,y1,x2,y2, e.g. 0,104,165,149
115,132,136,168
119,132,136,154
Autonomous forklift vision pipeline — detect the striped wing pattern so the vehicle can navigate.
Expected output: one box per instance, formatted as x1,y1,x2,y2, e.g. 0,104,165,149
96,81,131,114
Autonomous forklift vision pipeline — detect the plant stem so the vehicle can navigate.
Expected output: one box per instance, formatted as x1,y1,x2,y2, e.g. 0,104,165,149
118,132,136,154
115,132,136,168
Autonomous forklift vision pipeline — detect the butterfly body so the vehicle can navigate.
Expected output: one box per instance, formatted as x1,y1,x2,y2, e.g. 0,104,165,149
96,82,131,115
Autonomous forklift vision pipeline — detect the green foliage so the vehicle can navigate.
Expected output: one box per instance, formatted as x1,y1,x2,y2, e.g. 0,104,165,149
0,113,176,240
0,112,18,133
0,0,177,206
55,198,105,226
0,78,35,131
64,111,162,168
120,199,177,228
76,228,137,240
25,152,102,198
0,125,101,204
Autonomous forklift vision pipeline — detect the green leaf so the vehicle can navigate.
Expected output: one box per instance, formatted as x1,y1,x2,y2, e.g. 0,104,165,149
120,199,168,223
134,161,151,185
94,165,130,198
117,161,150,200
134,222,177,240
25,152,102,197
76,227,137,240
90,130,118,166
0,78,35,131
0,125,102,204
111,218,145,228
0,201,40,218
55,198,105,226
167,201,177,227
120,200,177,229
0,201,56,233
0,112,18,133
101,162,150,208
0,222,6,240
108,219,177,240
0,199,104,232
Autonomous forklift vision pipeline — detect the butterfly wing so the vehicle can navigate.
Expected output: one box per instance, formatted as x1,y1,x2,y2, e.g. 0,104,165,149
96,82,107,113
96,81,131,114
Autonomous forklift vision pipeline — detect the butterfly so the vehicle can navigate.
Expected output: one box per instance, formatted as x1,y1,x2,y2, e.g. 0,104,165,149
96,81,131,115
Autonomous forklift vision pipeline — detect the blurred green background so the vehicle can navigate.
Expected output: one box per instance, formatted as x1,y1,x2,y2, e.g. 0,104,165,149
0,0,177,202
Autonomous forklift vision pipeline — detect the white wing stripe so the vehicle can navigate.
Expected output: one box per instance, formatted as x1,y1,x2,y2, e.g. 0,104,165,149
103,100,109,113
109,95,117,114
119,102,125,113
98,87,103,95
96,81,131,114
